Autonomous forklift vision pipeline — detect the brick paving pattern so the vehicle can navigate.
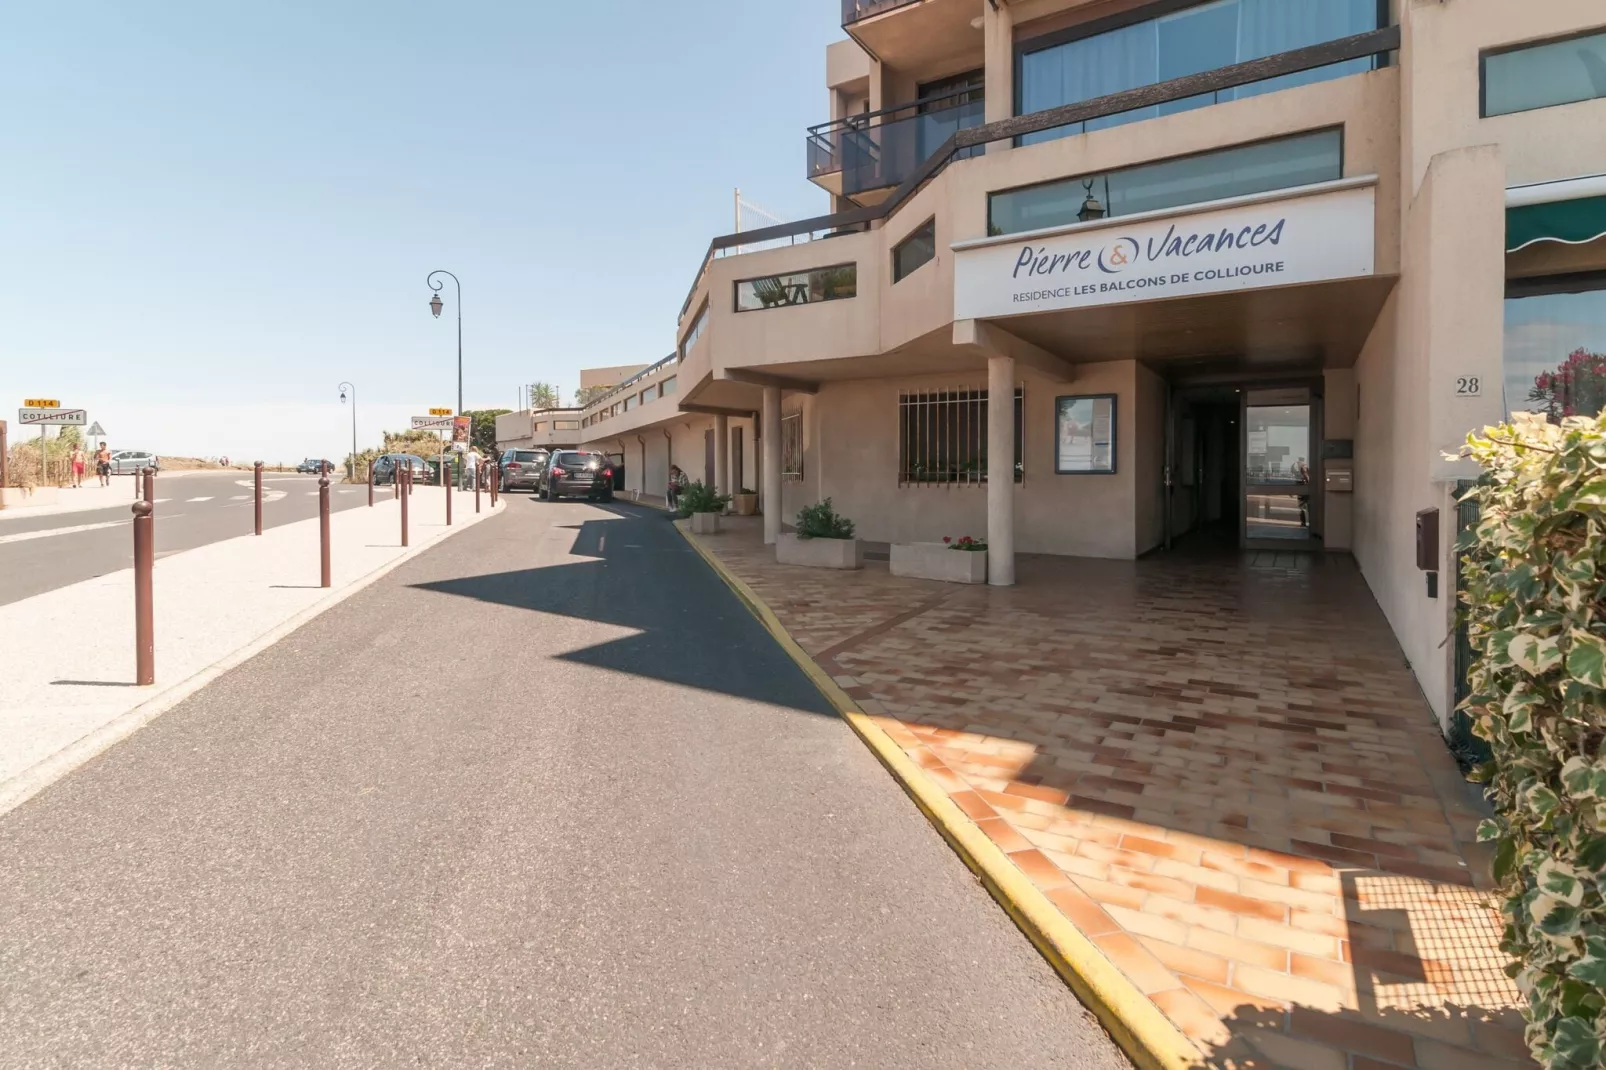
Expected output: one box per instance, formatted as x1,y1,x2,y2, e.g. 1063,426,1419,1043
694,518,1531,1070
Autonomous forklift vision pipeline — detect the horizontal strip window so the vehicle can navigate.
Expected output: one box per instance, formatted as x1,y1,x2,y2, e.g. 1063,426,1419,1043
987,128,1341,237
781,412,804,481
1483,29,1606,118
624,395,638,411
660,375,677,396
679,301,708,359
641,384,659,404
553,420,578,430
893,218,937,283
898,388,1022,487
734,263,857,312
1017,0,1382,146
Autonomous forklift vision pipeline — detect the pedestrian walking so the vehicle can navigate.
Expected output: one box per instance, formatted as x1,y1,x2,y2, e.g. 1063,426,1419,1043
667,464,685,510
95,442,112,486
70,445,86,488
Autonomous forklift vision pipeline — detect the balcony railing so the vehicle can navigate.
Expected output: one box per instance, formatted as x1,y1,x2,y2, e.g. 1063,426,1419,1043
842,0,919,25
583,353,677,416
807,86,985,197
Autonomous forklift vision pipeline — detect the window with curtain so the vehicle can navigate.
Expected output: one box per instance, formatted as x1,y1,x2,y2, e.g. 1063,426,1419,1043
1018,0,1381,145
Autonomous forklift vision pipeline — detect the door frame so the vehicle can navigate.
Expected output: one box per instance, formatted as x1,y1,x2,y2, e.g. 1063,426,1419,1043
1240,380,1325,550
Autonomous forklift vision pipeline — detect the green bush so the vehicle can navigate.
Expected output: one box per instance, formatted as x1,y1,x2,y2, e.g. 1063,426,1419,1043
1461,412,1606,1070
795,498,855,540
676,480,728,517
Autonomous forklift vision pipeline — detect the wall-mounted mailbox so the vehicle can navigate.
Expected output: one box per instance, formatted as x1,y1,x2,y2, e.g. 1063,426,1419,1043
1325,465,1353,493
1416,507,1440,572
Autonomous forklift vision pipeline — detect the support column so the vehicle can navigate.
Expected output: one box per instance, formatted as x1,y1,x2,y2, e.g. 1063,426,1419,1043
983,2,1015,153
715,413,730,501
987,355,1015,586
761,387,781,545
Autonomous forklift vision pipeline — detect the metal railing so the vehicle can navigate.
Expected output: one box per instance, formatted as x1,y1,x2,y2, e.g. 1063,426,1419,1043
582,353,677,416
842,0,920,25
807,86,985,196
680,25,1400,321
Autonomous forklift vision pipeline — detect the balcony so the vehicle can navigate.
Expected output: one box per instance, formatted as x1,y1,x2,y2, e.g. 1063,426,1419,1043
807,87,984,202
841,0,917,24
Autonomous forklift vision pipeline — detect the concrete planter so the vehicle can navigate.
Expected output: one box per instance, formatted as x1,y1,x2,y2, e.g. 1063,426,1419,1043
689,511,720,535
776,532,862,570
732,493,758,517
0,486,57,509
890,542,987,584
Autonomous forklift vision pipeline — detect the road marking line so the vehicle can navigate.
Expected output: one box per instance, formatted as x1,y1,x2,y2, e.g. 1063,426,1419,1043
230,494,251,500
0,519,125,545
185,496,214,502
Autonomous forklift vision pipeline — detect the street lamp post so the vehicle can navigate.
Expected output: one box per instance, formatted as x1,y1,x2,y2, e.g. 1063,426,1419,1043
338,381,357,482
427,270,462,416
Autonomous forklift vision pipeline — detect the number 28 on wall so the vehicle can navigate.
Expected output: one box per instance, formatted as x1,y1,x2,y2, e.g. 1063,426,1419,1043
1456,376,1482,396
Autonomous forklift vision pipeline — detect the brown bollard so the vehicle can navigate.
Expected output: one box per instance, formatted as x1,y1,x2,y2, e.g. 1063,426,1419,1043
133,473,155,686
474,464,481,514
254,461,264,535
490,464,498,507
400,465,410,547
319,472,332,587
445,464,453,526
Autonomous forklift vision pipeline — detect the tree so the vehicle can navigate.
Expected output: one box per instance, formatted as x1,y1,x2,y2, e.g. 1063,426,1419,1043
1528,348,1606,422
461,409,511,454
527,382,561,410
574,384,612,407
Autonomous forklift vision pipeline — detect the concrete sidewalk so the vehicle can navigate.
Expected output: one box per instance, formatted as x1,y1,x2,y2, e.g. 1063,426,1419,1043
0,469,232,519
0,486,498,812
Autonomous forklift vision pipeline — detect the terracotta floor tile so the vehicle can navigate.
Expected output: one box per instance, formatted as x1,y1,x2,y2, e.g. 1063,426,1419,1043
1092,932,1185,996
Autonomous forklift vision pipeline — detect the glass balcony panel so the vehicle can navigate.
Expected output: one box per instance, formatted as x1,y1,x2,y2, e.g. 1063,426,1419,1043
839,97,985,196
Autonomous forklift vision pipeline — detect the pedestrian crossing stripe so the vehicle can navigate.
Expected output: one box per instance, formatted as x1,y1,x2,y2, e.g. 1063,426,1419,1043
186,496,214,502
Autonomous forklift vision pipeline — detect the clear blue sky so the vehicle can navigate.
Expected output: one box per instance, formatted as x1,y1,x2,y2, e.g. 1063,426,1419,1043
3,1,843,461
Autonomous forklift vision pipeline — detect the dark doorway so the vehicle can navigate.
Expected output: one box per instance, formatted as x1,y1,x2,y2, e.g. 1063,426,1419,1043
1168,388,1240,550
732,428,744,492
703,429,715,487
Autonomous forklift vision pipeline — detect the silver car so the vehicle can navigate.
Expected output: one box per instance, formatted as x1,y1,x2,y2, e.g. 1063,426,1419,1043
499,448,548,492
109,450,160,475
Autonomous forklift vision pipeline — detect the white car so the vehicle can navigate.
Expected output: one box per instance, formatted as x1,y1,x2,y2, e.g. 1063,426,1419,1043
109,450,160,475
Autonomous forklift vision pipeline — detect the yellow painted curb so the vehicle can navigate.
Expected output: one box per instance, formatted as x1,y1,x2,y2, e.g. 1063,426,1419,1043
675,521,1202,1070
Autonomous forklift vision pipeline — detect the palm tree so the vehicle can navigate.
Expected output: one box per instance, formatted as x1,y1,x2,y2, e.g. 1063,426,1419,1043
527,382,561,410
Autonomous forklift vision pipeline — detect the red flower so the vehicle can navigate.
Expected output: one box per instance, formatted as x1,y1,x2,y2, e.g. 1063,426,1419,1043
943,536,951,543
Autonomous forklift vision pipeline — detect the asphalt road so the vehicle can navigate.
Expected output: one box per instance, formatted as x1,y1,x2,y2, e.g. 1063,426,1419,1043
0,471,379,606
0,496,1128,1069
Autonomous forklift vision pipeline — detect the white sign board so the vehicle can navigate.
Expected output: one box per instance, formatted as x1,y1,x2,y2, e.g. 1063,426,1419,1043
410,415,454,431
954,183,1375,321
18,407,87,426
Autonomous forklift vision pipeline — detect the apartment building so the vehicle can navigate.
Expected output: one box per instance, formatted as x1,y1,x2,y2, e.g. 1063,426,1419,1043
494,407,584,453
584,0,1606,730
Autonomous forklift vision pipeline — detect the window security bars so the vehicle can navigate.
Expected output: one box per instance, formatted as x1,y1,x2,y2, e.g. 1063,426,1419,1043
898,388,1023,487
781,412,804,480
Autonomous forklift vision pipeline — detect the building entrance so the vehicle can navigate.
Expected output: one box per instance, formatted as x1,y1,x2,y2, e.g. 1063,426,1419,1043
1164,380,1322,551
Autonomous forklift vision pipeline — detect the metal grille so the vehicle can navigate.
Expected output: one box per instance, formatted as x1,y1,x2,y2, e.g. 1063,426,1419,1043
897,388,1022,487
781,413,803,480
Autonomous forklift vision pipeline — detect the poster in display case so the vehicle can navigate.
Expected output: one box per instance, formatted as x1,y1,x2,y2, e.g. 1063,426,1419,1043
1055,394,1116,475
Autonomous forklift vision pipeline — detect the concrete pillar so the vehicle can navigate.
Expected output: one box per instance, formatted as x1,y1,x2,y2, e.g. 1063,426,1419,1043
983,1,1014,153
715,413,730,501
762,387,782,545
987,355,1015,586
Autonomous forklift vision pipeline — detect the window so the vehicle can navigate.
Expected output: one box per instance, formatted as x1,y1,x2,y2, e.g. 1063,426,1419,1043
624,394,638,411
1017,0,1381,145
509,450,543,463
679,301,709,358
533,421,545,431
553,419,579,430
1483,30,1606,118
897,388,1023,486
660,375,677,396
1504,273,1606,421
781,412,804,480
893,218,937,282
988,129,1342,236
735,263,857,311
641,384,659,404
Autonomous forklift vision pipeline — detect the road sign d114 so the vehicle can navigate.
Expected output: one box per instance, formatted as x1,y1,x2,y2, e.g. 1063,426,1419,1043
23,398,59,408
428,407,453,416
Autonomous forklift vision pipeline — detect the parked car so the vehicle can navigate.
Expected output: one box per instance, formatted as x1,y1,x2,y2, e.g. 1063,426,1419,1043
296,458,333,474
109,450,160,475
499,448,549,492
539,450,614,503
371,453,430,486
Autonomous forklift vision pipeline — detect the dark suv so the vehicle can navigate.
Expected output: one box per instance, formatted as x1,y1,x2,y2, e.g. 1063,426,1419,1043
539,451,614,503
499,448,548,493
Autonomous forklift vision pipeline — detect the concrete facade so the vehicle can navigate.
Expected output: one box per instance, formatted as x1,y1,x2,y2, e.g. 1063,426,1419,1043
590,0,1606,730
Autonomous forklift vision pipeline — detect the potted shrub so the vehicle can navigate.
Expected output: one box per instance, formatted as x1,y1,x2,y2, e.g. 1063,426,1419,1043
732,487,758,516
891,534,988,584
777,498,861,570
677,480,730,534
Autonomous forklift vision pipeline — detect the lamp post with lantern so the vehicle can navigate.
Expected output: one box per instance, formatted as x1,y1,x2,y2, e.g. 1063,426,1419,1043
426,270,463,417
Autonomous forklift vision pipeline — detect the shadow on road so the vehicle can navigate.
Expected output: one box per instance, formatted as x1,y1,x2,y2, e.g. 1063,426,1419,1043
410,505,835,716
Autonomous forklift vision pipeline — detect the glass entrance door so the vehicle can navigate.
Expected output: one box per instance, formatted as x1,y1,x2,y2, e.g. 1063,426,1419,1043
1243,389,1315,545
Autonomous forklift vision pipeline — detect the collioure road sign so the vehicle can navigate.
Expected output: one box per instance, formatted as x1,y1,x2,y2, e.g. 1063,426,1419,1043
410,415,454,431
19,407,87,426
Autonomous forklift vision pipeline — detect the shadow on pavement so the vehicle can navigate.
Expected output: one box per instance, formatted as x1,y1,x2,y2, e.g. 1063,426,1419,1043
410,505,835,716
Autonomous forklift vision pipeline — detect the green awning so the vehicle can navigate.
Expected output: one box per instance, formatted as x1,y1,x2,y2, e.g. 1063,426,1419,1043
1507,194,1606,253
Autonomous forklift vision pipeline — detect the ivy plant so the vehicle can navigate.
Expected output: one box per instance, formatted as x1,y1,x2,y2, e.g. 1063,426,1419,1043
1461,411,1606,1070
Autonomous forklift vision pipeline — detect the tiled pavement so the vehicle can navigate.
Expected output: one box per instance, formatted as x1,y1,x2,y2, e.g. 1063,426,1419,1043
692,517,1531,1070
